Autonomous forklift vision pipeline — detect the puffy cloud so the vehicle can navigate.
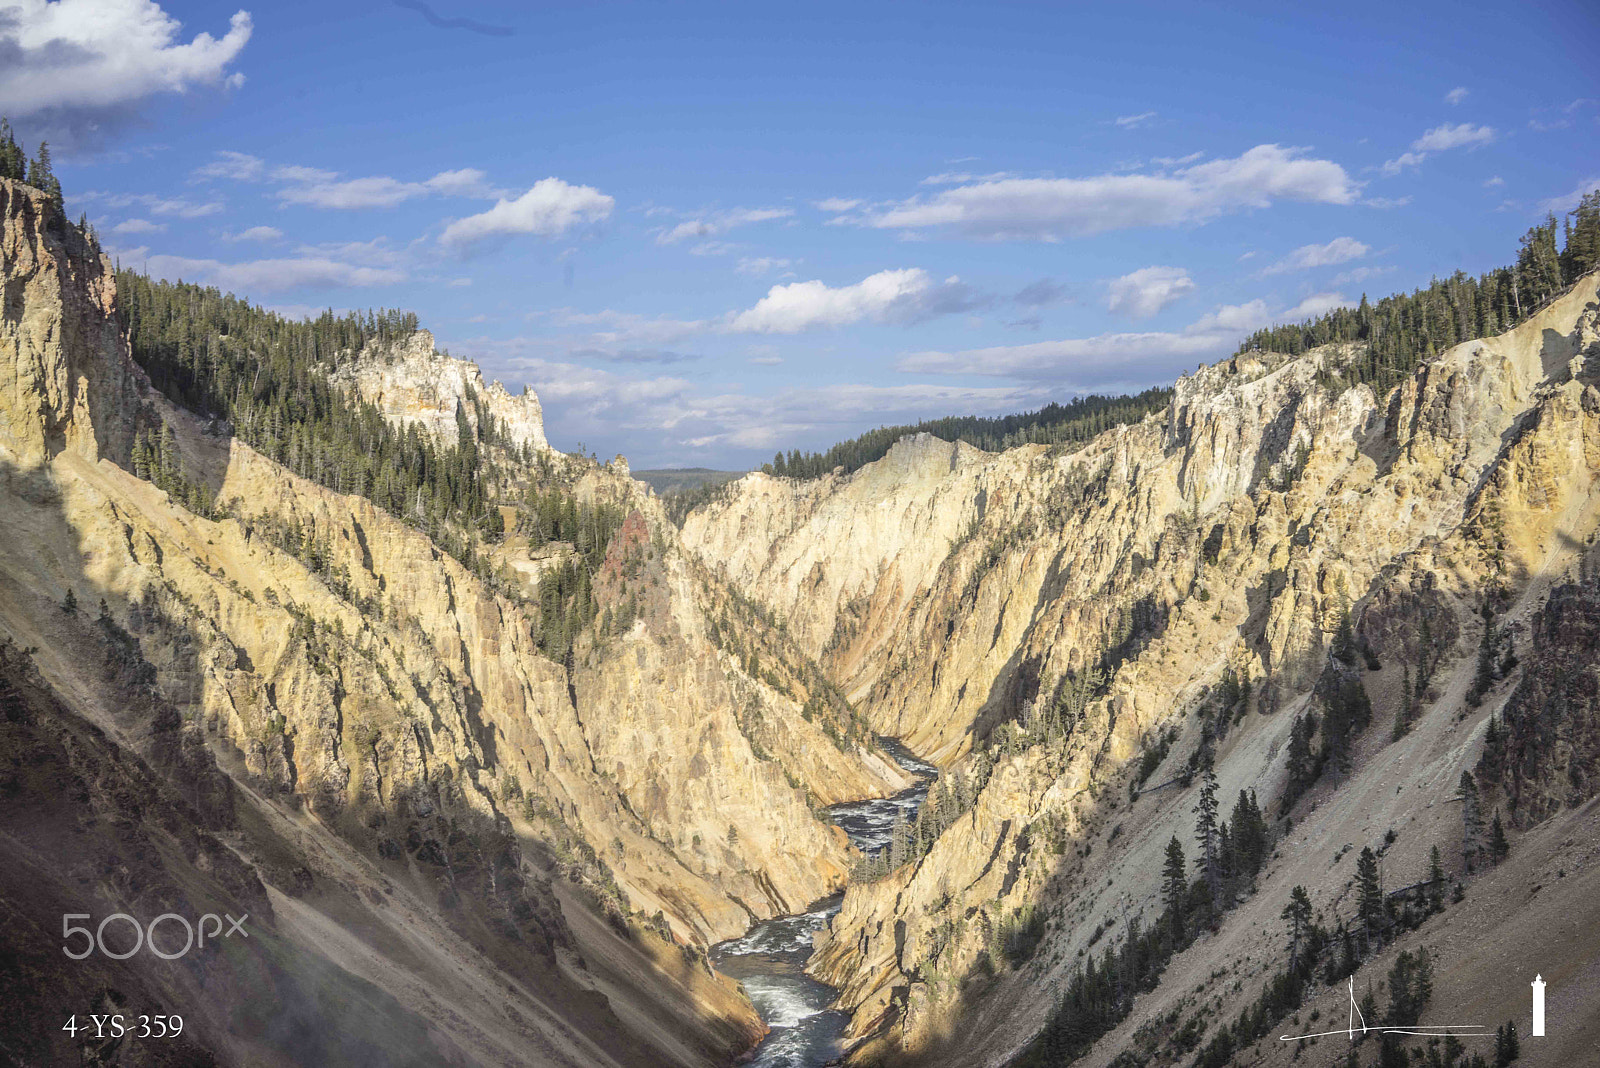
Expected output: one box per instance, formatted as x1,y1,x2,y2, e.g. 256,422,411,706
1114,111,1157,128
274,167,502,209
193,150,263,181
1106,266,1194,318
439,178,615,249
654,206,793,246
1379,152,1426,177
224,224,282,241
130,250,405,292
724,268,989,334
1383,123,1497,175
1261,236,1369,274
1539,177,1600,215
0,0,250,139
1184,299,1273,336
860,145,1358,241
1413,122,1496,151
110,217,163,234
899,292,1349,380
1274,292,1350,322
897,330,1223,379
1445,87,1469,106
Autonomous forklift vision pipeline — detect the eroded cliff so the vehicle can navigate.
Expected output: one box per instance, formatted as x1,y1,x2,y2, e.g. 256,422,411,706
0,175,903,1067
683,271,1600,1065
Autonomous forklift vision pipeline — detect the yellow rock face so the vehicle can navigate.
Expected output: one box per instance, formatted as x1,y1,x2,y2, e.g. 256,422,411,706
686,272,1600,1063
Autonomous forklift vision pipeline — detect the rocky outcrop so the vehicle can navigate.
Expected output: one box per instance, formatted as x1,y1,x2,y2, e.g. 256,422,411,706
685,271,1600,1064
327,329,550,452
0,176,905,1066
0,178,143,466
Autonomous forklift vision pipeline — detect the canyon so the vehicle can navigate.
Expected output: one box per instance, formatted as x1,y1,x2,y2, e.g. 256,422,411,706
4,165,1600,1068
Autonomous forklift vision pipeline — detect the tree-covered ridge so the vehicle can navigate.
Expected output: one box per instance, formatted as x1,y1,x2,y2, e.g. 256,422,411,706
0,118,64,212
1238,193,1600,396
758,388,1175,481
113,270,632,666
115,270,519,565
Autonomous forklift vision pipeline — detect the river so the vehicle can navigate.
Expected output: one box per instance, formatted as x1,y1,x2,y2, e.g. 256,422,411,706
710,739,938,1068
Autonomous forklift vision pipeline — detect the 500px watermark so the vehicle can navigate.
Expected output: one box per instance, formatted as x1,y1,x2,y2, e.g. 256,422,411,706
62,912,247,960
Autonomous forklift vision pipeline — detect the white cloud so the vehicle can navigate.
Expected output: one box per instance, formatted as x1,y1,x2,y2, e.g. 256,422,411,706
724,268,987,333
224,224,282,242
1114,111,1157,128
1261,236,1369,274
1184,299,1273,336
488,352,1051,459
736,256,794,276
1384,123,1497,175
1362,195,1412,209
726,268,931,333
270,164,337,184
748,355,784,366
1413,122,1496,152
439,178,615,249
0,1,250,126
275,170,494,209
897,329,1224,378
1106,266,1194,318
1280,292,1351,320
76,190,222,217
859,145,1359,241
655,207,793,246
1445,87,1469,106
1539,177,1600,215
1483,176,1505,188
111,217,163,234
193,150,263,181
814,197,862,212
422,168,499,198
899,292,1350,380
920,170,1014,186
1152,151,1205,167
1380,151,1427,177
132,251,405,292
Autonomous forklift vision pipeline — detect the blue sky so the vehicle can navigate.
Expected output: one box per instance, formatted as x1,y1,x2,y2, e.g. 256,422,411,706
5,0,1597,468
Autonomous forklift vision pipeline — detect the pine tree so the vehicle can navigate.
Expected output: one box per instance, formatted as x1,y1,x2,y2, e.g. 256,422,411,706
1162,834,1187,936
1281,885,1313,971
1194,761,1222,908
1470,604,1497,706
1460,771,1483,873
1428,844,1446,912
1356,846,1384,949
1489,809,1510,863
888,811,909,869
61,587,78,613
